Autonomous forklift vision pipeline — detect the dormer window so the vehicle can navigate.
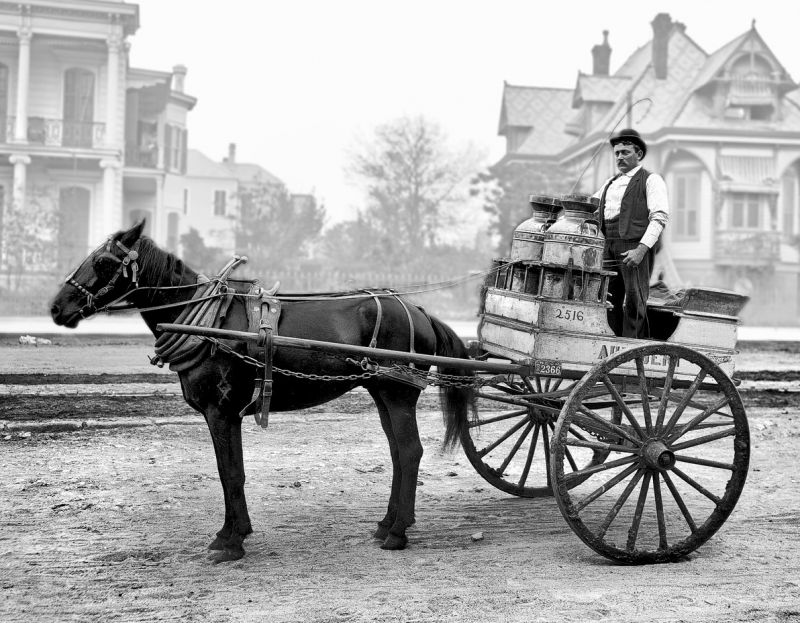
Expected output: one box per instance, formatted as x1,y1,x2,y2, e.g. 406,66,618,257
724,53,776,120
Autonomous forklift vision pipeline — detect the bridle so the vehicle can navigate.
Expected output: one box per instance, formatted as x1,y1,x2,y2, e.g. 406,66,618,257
65,237,141,318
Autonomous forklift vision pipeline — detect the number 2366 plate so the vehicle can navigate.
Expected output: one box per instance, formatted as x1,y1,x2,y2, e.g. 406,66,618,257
533,359,562,376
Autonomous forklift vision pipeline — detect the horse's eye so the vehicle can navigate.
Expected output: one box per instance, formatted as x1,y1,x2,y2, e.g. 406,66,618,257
94,254,118,277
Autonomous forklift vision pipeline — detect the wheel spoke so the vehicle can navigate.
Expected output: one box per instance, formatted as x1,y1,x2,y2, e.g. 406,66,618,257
600,375,646,439
626,471,652,552
517,423,540,487
655,355,678,432
662,471,697,533
534,375,543,393
668,396,731,443
478,417,529,457
498,421,535,473
564,438,638,454
674,455,735,471
575,406,642,446
670,427,736,452
671,466,721,504
522,376,537,394
652,473,668,550
563,454,639,483
574,464,639,512
542,422,552,488
475,391,530,409
635,357,654,436
597,470,644,539
661,369,708,437
469,408,528,428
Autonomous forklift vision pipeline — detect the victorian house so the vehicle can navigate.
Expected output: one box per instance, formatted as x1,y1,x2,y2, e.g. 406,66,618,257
498,13,800,324
0,0,195,287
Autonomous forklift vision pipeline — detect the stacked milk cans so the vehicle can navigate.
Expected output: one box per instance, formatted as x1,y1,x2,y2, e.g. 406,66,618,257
490,193,610,305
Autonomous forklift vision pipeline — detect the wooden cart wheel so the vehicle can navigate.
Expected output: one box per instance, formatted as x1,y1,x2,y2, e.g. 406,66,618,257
460,373,620,497
550,343,749,564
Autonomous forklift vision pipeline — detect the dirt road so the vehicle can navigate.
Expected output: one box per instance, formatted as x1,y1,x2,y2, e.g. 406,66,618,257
1,339,799,622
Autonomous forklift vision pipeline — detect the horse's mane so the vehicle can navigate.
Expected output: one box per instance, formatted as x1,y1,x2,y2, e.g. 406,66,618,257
132,236,193,290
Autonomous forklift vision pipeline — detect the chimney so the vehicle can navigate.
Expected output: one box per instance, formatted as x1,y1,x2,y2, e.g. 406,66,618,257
227,143,236,164
591,30,611,76
651,13,672,80
172,64,187,93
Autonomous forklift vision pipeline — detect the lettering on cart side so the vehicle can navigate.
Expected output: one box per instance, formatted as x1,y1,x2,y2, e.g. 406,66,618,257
597,344,670,367
554,307,584,322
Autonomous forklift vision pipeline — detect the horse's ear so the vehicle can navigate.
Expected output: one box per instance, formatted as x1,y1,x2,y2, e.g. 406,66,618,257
119,219,146,246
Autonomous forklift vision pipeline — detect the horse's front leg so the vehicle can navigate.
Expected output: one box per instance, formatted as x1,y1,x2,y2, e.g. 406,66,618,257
205,407,252,562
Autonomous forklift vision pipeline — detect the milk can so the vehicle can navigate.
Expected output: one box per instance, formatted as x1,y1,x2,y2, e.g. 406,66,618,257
509,195,561,262
541,194,604,272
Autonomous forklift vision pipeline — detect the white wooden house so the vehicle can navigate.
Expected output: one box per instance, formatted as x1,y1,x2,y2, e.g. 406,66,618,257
498,14,800,324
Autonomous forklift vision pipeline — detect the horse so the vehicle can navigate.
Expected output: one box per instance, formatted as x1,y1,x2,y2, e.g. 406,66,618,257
49,221,475,562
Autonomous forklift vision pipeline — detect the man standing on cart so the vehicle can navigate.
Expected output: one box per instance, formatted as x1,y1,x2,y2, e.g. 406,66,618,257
594,128,669,339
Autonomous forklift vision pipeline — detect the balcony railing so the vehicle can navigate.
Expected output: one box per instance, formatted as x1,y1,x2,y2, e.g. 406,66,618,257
726,76,777,107
125,142,159,168
0,116,105,148
714,230,781,265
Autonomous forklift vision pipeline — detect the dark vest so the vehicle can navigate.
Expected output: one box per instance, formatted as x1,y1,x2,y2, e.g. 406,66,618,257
599,167,651,240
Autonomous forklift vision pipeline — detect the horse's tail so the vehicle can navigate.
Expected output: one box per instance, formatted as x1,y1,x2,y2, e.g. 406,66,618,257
428,315,477,451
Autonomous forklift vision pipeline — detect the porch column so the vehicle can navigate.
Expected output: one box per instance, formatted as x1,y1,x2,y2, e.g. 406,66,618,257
9,154,31,210
100,158,122,238
105,31,123,149
14,27,32,143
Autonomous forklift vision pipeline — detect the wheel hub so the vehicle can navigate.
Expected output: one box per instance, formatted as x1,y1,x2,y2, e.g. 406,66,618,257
641,440,675,470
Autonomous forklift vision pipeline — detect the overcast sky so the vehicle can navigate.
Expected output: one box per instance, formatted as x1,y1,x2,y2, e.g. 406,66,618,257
127,0,799,224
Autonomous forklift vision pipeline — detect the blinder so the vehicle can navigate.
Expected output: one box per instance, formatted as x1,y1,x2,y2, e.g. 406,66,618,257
65,237,142,318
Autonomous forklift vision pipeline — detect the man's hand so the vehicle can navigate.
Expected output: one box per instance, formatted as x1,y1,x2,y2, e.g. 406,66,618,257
621,243,649,267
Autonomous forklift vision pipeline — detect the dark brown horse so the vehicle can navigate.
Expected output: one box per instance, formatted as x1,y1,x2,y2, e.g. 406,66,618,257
50,221,474,562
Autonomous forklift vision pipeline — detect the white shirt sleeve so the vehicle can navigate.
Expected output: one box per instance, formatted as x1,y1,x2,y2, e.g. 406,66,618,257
640,173,669,248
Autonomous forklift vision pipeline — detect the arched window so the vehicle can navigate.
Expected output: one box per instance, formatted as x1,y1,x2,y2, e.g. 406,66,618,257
58,186,90,271
63,68,95,147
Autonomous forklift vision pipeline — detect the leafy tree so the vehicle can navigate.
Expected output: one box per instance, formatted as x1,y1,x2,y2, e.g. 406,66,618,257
348,115,481,268
232,183,325,275
2,187,58,290
472,160,573,254
179,227,226,273
318,214,385,271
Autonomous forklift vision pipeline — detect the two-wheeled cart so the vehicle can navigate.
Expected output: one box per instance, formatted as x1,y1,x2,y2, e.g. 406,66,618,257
160,193,750,564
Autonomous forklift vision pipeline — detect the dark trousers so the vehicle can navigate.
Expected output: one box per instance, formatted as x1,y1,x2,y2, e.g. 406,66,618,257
603,237,654,338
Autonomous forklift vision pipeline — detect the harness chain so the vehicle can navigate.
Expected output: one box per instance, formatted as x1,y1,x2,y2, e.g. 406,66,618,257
197,335,493,389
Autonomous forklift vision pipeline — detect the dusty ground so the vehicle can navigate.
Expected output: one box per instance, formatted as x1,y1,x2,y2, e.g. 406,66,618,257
1,336,800,622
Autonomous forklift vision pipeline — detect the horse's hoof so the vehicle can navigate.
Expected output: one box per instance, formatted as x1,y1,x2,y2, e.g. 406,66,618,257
374,525,390,540
208,546,245,564
380,534,408,550
208,535,225,551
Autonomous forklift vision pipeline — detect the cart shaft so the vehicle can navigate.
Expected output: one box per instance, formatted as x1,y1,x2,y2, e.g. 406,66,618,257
156,322,534,375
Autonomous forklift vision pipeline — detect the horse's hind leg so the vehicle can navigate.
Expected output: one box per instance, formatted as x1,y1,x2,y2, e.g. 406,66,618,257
205,408,252,562
369,385,423,550
369,389,400,541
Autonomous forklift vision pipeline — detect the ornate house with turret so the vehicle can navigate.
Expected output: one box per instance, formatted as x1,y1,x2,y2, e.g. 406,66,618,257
497,13,800,324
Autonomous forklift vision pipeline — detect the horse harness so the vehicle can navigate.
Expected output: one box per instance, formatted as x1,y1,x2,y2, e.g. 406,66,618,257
66,242,427,430
66,238,142,318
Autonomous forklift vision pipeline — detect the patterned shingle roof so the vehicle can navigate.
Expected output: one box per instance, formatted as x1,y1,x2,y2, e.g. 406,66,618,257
573,74,632,107
499,84,576,155
502,16,800,161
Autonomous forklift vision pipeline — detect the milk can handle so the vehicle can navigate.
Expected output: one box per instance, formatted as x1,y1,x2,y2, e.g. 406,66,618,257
582,219,600,235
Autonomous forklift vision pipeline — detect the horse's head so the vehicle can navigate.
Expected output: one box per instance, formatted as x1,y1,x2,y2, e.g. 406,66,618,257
51,220,146,328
